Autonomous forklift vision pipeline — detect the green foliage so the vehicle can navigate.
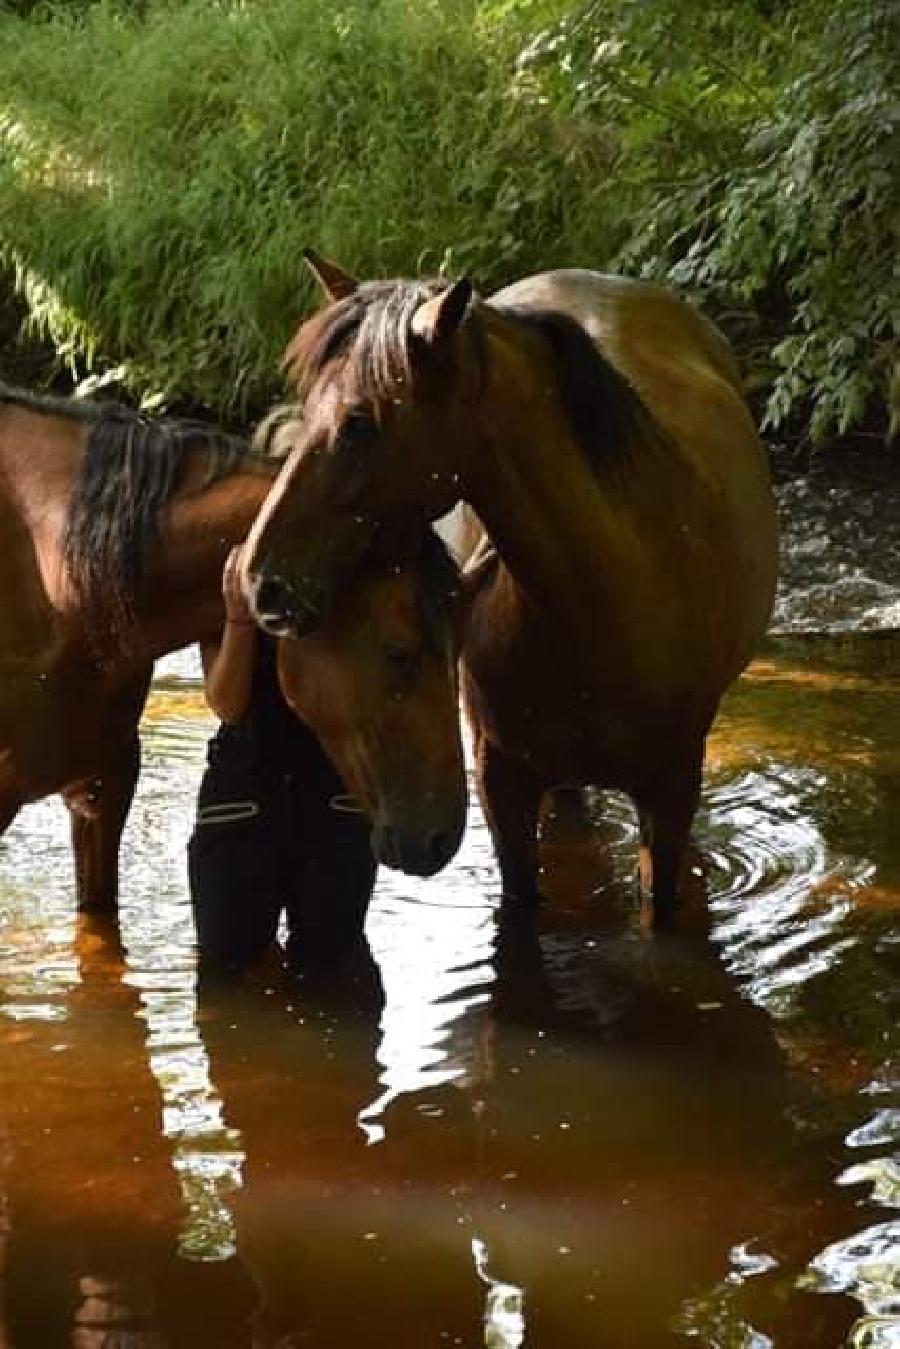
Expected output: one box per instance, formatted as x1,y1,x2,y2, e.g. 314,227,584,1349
0,0,604,416
519,0,899,443
0,0,895,440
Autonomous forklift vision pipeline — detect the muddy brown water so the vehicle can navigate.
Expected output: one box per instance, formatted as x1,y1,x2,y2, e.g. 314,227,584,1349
0,454,898,1348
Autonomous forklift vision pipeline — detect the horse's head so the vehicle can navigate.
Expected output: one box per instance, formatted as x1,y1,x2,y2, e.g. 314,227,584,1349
243,252,481,636
276,529,468,878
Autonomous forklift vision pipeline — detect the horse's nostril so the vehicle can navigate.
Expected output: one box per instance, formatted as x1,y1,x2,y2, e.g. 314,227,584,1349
372,825,398,871
255,576,290,614
373,824,458,877
426,829,454,872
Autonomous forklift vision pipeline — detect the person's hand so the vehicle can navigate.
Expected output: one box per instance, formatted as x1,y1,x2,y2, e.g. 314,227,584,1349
222,546,254,625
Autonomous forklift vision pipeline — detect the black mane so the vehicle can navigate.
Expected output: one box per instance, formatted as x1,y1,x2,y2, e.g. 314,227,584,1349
416,529,463,655
1,384,257,632
494,305,660,475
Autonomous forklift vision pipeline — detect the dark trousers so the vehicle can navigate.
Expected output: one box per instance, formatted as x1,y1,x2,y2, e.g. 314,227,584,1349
188,753,376,973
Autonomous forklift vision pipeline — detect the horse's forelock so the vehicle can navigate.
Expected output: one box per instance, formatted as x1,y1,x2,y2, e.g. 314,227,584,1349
284,298,363,395
287,279,450,404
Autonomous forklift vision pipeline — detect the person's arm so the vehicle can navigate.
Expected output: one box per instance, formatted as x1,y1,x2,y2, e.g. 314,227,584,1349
200,547,257,724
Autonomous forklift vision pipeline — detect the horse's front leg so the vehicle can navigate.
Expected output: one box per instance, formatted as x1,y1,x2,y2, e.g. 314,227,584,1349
474,734,545,914
65,729,141,914
0,783,22,837
636,743,704,928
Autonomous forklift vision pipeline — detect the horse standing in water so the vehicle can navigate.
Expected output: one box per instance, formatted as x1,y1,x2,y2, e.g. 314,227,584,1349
0,385,466,917
242,257,778,920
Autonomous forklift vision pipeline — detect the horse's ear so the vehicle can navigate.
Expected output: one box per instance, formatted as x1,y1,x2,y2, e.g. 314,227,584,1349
412,278,474,346
302,248,359,303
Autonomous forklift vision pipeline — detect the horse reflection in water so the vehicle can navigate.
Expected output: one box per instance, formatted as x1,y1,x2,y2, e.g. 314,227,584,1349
192,835,863,1349
0,918,255,1348
0,387,467,941
243,256,778,925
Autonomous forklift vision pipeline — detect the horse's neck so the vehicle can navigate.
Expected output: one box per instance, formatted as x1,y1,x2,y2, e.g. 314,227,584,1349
126,467,274,660
0,406,276,665
467,374,629,618
459,334,685,694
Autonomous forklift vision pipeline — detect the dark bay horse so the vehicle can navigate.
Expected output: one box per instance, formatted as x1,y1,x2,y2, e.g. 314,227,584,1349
242,257,778,918
0,385,466,912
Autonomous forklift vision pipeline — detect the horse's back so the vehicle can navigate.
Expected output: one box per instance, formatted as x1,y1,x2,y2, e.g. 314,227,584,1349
491,269,743,393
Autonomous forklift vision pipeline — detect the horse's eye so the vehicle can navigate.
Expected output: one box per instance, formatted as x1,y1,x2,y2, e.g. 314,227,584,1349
383,642,423,681
337,409,376,453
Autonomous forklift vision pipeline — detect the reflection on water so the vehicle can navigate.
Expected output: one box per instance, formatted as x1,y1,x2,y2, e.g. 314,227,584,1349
1,460,898,1347
473,1235,526,1349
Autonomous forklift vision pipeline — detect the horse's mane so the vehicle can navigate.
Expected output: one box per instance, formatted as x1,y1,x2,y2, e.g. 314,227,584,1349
416,530,463,655
493,305,661,476
0,384,257,632
252,400,305,460
0,383,115,424
283,282,660,479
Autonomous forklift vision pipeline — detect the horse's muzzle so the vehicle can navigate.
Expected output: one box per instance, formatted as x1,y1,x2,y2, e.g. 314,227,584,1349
372,822,461,877
249,573,323,637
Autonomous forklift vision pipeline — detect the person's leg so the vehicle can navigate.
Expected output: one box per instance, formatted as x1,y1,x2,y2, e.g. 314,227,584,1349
188,768,283,975
283,798,377,970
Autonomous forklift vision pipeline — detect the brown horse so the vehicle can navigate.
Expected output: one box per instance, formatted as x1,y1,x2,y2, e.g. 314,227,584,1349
276,527,467,875
242,257,778,918
0,384,466,912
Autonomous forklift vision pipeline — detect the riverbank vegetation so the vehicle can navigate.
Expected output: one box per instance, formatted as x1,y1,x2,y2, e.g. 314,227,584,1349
0,0,896,442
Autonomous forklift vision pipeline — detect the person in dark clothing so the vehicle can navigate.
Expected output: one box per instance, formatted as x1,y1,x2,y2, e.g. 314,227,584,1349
188,546,377,975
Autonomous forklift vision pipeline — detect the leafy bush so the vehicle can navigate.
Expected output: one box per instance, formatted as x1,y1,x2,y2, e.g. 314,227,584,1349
518,0,899,443
0,0,605,417
0,0,895,441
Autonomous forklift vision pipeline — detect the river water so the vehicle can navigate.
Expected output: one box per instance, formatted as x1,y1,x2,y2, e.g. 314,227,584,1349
0,451,897,1348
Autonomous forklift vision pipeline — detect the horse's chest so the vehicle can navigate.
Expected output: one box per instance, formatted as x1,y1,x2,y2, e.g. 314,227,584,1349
484,689,636,785
463,623,638,784
462,586,703,791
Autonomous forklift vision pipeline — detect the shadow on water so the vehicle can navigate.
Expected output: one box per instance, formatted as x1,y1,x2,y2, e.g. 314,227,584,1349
0,453,898,1348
